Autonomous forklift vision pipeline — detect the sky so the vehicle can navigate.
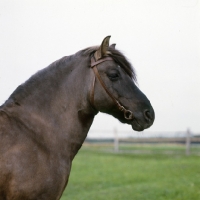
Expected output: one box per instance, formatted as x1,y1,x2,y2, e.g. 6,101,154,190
0,0,200,137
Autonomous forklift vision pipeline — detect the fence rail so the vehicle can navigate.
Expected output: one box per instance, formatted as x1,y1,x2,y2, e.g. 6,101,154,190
85,129,200,156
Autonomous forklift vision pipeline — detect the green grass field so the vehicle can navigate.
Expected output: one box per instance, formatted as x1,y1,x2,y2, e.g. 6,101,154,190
61,144,200,200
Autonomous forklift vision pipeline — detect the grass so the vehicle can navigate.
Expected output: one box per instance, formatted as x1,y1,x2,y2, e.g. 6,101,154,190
60,144,200,200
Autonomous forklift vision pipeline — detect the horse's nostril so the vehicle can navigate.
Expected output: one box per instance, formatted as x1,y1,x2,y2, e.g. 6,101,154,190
144,109,151,122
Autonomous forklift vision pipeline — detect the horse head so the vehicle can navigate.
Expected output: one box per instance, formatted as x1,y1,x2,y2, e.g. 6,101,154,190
89,36,155,131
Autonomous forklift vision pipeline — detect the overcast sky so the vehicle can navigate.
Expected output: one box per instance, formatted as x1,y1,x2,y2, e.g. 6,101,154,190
0,0,199,136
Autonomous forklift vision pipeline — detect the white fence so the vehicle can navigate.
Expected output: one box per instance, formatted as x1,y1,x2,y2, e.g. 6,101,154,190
86,128,200,156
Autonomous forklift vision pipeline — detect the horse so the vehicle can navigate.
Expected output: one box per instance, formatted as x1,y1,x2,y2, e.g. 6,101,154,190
0,36,155,200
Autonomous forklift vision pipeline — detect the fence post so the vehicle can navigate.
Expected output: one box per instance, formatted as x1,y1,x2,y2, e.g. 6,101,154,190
114,128,119,153
186,128,191,156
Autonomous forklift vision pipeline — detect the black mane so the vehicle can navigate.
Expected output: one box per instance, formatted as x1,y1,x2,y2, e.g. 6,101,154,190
7,56,70,103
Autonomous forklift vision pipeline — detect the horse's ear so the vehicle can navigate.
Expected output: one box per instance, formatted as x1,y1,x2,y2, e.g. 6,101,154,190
94,36,111,60
110,44,116,49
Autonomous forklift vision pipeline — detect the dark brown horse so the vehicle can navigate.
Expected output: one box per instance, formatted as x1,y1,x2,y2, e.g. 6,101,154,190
0,36,154,200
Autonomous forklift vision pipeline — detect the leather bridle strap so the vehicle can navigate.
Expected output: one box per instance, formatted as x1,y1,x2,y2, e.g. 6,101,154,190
90,56,134,120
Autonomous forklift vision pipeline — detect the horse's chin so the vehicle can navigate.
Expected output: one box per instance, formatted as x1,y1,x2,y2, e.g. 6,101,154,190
131,117,143,131
131,120,145,132
116,116,145,132
113,112,151,132
115,117,143,132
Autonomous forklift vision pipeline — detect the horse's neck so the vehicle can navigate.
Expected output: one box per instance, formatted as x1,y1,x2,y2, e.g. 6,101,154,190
3,56,96,160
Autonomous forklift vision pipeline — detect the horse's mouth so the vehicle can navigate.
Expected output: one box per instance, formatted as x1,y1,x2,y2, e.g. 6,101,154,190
114,114,145,131
131,118,144,131
113,110,151,131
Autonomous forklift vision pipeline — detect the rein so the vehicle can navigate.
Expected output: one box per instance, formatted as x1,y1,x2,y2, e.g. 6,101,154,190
90,56,134,120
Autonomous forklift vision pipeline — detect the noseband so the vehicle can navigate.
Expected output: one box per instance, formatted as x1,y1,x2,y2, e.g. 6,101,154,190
90,55,134,120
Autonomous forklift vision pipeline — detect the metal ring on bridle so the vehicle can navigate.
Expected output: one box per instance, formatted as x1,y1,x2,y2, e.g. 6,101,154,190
124,110,133,120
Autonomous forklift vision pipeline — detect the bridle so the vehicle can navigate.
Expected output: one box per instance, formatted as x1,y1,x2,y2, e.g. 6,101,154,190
90,55,134,120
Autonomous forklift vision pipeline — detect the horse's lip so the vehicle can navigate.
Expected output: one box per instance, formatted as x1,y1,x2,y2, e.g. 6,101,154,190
131,118,144,131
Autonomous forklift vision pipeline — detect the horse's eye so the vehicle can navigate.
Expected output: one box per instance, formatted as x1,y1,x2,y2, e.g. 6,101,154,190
107,73,119,80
